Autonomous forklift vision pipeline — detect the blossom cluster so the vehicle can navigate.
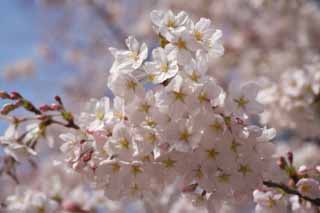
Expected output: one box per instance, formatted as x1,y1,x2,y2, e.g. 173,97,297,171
58,10,276,209
3,161,122,213
259,62,320,137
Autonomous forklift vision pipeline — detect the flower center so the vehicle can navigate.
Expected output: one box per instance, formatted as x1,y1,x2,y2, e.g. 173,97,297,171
160,63,169,73
119,138,130,149
194,31,203,41
234,96,249,108
173,91,186,102
238,164,252,176
206,148,219,159
179,129,191,142
167,19,176,28
162,158,176,168
130,51,139,61
176,38,187,49
126,80,137,91
139,103,151,113
210,121,223,132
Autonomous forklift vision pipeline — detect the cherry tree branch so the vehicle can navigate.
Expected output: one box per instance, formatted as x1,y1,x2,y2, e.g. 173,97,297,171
263,180,320,206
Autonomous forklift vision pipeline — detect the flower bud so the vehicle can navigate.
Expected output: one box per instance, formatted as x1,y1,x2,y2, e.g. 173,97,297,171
50,103,62,111
287,152,293,165
236,117,244,125
9,91,22,100
0,91,10,99
0,102,21,115
62,201,85,212
82,150,94,162
277,156,287,170
182,183,198,193
288,178,296,188
54,95,63,105
39,104,51,112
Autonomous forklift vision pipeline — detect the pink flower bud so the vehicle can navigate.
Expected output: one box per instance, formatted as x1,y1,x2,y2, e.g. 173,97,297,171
277,157,287,170
39,104,51,112
0,91,10,99
62,201,86,212
9,91,22,100
50,103,62,111
287,152,293,165
82,150,94,162
54,95,63,105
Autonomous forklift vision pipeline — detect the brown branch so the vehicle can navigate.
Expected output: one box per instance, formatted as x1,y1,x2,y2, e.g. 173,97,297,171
263,180,320,206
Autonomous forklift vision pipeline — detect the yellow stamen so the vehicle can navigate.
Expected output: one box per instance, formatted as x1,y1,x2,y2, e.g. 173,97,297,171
179,129,191,142
112,163,121,173
218,173,230,183
176,38,187,49
238,164,252,176
206,148,219,159
130,52,139,61
198,92,209,103
210,121,223,132
194,31,203,41
139,103,151,113
163,158,176,168
167,19,176,28
160,63,169,73
234,96,249,108
173,91,186,102
190,71,200,82
126,80,137,91
96,111,105,120
131,165,142,176
119,138,130,149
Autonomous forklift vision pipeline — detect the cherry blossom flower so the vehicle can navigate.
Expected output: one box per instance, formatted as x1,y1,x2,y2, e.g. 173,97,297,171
144,47,179,83
296,178,320,199
109,36,148,71
226,81,264,117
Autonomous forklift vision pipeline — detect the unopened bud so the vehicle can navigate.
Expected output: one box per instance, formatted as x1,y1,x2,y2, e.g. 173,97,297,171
182,183,198,193
39,104,51,112
54,95,63,105
288,178,296,188
0,102,21,115
0,91,10,99
236,117,244,125
10,91,22,100
50,103,62,111
277,157,287,170
82,150,94,162
287,152,293,165
62,201,84,212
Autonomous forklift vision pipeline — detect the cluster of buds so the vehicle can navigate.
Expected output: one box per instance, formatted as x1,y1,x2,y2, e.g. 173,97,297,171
0,93,79,183
0,91,41,115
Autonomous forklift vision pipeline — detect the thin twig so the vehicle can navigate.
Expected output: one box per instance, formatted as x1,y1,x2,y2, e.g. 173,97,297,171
263,180,320,206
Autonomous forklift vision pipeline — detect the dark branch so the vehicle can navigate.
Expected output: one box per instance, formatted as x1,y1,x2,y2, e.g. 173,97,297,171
263,180,320,206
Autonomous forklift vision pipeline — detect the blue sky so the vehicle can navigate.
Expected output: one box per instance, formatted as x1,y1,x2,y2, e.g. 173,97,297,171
0,0,73,133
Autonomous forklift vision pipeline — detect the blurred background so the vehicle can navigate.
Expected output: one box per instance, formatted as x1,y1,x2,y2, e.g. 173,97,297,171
0,0,320,211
